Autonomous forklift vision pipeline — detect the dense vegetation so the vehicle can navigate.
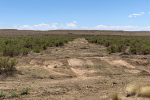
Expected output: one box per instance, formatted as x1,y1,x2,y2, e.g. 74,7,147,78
0,36,76,57
1,35,150,75
1,35,150,56
85,36,150,55
0,36,76,75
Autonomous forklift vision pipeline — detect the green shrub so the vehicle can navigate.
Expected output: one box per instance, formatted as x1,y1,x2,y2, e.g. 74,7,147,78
139,70,150,75
107,45,116,54
130,46,137,54
22,48,30,55
33,46,43,53
42,44,47,50
3,45,21,57
11,92,18,97
20,88,29,95
0,92,6,98
0,58,17,75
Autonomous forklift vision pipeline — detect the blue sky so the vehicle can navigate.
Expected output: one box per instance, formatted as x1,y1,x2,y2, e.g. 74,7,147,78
0,0,150,31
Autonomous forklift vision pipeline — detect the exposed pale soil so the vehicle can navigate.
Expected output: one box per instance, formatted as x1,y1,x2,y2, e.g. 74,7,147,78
1,38,150,100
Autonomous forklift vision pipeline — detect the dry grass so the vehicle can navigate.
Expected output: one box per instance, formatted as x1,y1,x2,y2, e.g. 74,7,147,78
126,83,150,97
126,83,142,96
112,93,121,100
100,96,107,100
138,86,150,97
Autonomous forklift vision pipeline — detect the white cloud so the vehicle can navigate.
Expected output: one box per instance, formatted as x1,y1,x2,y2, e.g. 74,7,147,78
140,12,145,15
18,23,59,30
128,15,132,17
93,25,150,31
33,23,52,30
66,23,76,28
17,22,77,30
14,26,17,28
20,25,33,29
129,12,145,18
51,23,58,29
2,23,3,24
73,21,77,23
58,23,77,29
94,25,107,28
59,24,65,29
132,14,140,16
149,12,150,14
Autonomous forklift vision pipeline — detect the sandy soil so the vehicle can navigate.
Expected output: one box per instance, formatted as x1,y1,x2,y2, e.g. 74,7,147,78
1,38,150,100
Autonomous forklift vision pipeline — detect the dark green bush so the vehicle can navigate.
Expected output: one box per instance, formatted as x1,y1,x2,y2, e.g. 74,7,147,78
108,45,116,54
130,46,137,54
33,46,43,53
22,48,30,55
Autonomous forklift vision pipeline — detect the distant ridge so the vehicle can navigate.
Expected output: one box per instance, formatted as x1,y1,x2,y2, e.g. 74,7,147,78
0,29,149,36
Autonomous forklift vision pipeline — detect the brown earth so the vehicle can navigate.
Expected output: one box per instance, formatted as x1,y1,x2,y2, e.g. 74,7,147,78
0,29,150,36
1,38,150,100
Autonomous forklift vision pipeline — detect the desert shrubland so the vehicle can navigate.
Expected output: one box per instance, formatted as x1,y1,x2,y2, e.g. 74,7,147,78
0,36,77,57
85,36,150,54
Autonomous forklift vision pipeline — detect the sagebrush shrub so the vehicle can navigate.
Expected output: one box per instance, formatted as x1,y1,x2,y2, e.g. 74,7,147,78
0,58,17,75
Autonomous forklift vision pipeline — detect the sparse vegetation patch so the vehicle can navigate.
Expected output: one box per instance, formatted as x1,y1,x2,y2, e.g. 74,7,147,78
20,88,29,95
0,92,6,98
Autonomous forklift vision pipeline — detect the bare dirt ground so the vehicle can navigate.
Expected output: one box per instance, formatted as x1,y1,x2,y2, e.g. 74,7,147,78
1,38,150,100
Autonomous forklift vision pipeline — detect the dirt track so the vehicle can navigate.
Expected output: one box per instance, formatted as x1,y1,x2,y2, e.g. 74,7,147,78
1,38,150,100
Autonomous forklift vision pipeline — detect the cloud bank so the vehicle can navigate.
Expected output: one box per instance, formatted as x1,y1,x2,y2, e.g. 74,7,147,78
12,20,150,31
17,22,77,30
94,25,150,31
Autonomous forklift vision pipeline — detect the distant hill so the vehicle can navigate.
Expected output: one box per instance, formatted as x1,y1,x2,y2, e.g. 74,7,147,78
0,29,150,36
